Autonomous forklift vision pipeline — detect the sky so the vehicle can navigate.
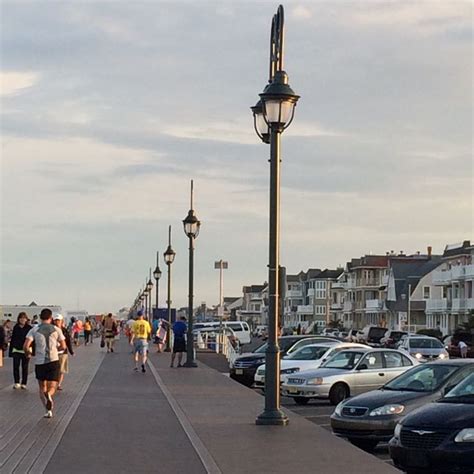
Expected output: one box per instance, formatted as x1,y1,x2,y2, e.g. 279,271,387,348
1,1,472,314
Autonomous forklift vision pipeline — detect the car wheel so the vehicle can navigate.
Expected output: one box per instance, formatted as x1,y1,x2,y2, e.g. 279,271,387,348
294,397,309,405
329,383,349,405
348,439,378,452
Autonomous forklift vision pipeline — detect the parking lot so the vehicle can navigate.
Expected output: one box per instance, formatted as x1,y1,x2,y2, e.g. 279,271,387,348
281,396,396,469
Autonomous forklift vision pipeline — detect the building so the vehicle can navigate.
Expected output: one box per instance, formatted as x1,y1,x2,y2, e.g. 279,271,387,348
238,284,266,327
1,302,62,323
426,241,474,335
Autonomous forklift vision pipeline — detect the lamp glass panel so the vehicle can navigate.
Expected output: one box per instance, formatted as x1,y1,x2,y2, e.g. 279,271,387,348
256,113,268,136
184,221,198,237
153,270,162,279
280,101,295,125
264,100,281,123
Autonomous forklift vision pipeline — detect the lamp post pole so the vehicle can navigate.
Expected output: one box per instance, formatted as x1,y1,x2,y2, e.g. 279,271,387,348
154,252,162,313
215,260,228,352
252,5,299,426
183,180,201,368
164,226,176,352
147,269,154,322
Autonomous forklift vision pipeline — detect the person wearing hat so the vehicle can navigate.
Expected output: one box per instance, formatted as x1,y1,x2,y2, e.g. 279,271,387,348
53,314,74,390
130,310,151,373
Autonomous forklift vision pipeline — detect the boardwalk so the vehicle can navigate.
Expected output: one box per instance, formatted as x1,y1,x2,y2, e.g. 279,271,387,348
0,339,398,474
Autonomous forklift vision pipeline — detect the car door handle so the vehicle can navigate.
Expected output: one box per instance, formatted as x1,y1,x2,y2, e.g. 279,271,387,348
378,373,385,377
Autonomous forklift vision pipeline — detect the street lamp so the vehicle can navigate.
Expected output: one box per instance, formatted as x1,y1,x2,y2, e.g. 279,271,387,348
153,252,162,316
147,269,154,321
164,225,176,352
252,5,299,426
183,179,201,368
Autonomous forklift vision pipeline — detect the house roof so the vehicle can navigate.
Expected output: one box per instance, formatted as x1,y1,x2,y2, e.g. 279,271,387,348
443,240,472,258
243,284,265,293
348,255,389,269
286,274,300,282
386,257,443,311
317,269,344,280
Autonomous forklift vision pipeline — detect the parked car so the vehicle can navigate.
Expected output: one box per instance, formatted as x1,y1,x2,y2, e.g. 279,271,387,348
321,328,340,337
399,336,449,362
229,335,338,387
356,326,388,347
253,325,268,338
280,348,417,405
331,360,474,451
253,342,368,388
380,330,407,349
446,332,474,358
389,370,474,473
345,329,359,342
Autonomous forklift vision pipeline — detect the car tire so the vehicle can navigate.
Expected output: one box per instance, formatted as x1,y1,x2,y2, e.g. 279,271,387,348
294,397,309,405
348,439,378,452
329,383,349,405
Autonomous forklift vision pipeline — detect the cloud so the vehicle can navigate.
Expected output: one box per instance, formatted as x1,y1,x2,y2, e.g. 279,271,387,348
0,71,39,96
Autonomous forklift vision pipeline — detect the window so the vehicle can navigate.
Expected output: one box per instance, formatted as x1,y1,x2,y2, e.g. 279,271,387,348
442,287,448,299
423,286,431,299
401,355,414,366
315,305,326,315
384,352,404,368
359,352,383,370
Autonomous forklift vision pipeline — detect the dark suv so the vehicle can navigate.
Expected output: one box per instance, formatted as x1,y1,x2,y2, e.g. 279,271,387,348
229,335,337,387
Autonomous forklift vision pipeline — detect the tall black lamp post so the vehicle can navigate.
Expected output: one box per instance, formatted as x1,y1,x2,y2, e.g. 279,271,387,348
153,252,162,317
252,5,299,426
164,226,176,352
147,269,154,322
183,180,201,368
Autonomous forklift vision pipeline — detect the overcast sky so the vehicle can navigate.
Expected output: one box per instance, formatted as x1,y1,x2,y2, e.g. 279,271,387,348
1,1,472,314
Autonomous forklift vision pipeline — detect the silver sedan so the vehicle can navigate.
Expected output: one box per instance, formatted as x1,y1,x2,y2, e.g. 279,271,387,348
280,348,418,405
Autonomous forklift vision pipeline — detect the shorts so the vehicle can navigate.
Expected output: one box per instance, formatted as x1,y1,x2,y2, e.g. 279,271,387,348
58,353,69,374
173,336,186,353
35,361,61,382
134,339,149,355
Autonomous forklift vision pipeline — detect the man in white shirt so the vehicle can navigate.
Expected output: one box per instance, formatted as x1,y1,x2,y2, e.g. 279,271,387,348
458,340,468,358
24,308,66,418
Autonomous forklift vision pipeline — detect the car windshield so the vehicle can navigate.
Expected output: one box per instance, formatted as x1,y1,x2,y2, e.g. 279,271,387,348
409,338,443,349
384,364,459,392
285,346,329,361
322,351,365,369
254,343,267,354
441,372,474,403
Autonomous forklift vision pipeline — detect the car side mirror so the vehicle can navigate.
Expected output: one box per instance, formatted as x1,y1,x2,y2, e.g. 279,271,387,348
358,364,368,370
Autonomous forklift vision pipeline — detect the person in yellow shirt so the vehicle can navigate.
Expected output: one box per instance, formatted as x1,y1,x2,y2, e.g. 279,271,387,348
130,310,151,373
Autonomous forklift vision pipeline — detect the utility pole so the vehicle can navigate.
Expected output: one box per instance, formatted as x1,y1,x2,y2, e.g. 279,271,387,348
215,260,228,352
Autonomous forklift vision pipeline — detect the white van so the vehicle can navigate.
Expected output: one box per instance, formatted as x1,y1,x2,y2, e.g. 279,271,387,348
192,321,251,345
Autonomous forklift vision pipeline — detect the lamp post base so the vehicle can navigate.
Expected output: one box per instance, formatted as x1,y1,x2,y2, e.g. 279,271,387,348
184,360,198,368
255,409,289,426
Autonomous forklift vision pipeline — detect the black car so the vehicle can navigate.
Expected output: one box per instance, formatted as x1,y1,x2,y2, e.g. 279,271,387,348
331,360,474,451
229,335,337,387
389,370,474,474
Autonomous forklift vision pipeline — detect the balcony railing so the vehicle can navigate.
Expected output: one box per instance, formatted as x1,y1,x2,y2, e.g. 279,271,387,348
286,290,303,297
433,264,474,284
330,303,343,310
355,278,381,287
331,282,347,290
296,305,314,315
426,299,449,312
365,299,385,311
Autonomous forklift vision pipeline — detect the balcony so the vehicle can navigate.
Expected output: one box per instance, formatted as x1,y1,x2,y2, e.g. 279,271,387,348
343,301,354,312
330,303,343,310
296,305,314,315
355,278,381,287
286,290,303,298
452,298,474,312
365,299,385,311
331,282,347,290
433,265,474,284
426,299,449,312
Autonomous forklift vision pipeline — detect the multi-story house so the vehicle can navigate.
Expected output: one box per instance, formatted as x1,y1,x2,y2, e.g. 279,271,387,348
426,241,474,334
283,273,305,328
239,284,266,326
330,271,347,325
343,255,390,329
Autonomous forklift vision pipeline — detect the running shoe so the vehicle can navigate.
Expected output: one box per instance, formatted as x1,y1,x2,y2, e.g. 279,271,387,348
20,385,27,390
13,383,21,389
141,364,146,373
45,393,53,411
44,411,53,418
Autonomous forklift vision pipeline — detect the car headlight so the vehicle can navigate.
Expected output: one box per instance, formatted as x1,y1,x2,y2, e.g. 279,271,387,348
253,359,265,366
415,353,423,360
306,377,323,386
455,429,474,443
438,353,446,359
334,401,346,416
394,423,402,439
257,369,265,376
281,367,300,375
369,404,405,417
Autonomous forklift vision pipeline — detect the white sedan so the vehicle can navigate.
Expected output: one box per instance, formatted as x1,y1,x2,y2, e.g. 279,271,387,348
253,342,368,389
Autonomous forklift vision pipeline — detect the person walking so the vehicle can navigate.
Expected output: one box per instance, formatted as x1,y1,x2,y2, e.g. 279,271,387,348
170,317,187,368
83,317,92,345
23,308,66,418
102,313,117,353
0,323,6,368
9,312,32,389
130,310,151,373
458,340,468,358
53,314,74,391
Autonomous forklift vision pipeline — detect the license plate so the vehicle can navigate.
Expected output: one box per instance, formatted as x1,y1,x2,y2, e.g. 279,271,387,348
235,369,243,375
288,388,298,394
406,451,428,468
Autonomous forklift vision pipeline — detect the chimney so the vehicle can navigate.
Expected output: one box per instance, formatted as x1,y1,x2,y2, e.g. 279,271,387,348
427,246,432,259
